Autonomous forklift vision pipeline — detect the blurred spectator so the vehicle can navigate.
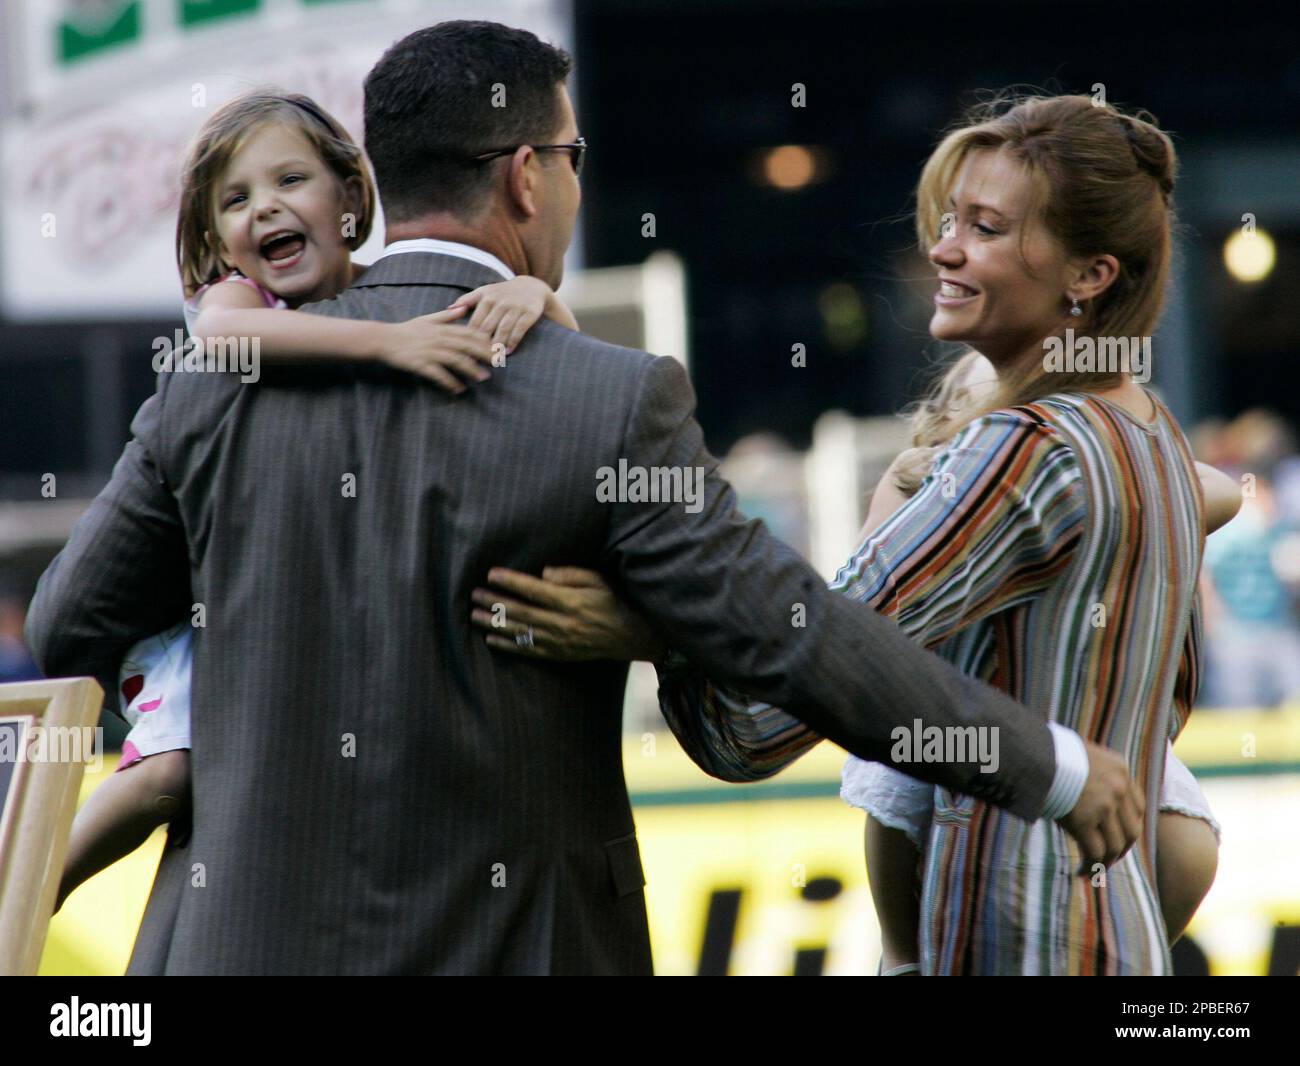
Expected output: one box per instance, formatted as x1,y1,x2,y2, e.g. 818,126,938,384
1197,410,1300,709
719,433,811,556
1272,455,1300,528
0,593,41,683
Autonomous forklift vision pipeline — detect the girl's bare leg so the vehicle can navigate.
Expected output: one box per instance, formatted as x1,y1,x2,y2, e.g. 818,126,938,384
55,749,191,913
1156,810,1219,945
865,815,923,973
865,806,1214,968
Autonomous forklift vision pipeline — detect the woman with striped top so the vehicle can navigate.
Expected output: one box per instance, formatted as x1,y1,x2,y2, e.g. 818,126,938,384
841,349,1224,976
841,348,1225,975
840,390,1199,974
469,93,1211,974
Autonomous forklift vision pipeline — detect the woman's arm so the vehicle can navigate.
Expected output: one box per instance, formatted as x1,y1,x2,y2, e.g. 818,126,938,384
469,448,941,780
468,566,825,781
661,415,1083,779
473,418,1084,779
655,657,827,781
654,450,949,779
829,413,1084,644
468,446,944,781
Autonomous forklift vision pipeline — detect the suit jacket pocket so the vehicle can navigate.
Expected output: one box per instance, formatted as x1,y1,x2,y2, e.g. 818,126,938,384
602,831,646,898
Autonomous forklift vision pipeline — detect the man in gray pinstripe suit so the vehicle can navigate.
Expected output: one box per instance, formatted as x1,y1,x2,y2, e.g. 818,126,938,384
26,21,1142,974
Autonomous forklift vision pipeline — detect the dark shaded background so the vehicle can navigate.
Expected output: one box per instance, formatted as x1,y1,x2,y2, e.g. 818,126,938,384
3,0,1298,477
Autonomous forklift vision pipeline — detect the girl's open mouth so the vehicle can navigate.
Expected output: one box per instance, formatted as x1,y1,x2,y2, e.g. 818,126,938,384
259,231,307,271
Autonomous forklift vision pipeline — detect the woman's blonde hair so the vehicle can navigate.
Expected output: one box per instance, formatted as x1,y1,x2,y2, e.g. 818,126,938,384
913,92,1177,443
176,90,376,298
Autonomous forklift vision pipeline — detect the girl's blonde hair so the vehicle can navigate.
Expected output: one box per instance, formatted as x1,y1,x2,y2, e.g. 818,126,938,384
906,349,989,448
889,349,988,494
176,90,376,298
913,92,1177,444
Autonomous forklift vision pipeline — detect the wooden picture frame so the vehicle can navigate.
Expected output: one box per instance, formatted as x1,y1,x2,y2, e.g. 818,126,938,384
0,678,103,975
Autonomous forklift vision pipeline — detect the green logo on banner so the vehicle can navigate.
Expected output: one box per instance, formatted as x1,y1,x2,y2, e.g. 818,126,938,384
55,0,371,68
178,0,261,28
58,1,141,63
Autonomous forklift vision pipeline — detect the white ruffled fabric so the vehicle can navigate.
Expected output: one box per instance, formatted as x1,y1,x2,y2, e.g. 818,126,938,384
1159,746,1222,842
841,739,1220,846
840,756,934,848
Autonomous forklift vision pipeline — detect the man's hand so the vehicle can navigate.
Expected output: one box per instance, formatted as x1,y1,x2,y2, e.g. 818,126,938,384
1058,741,1145,872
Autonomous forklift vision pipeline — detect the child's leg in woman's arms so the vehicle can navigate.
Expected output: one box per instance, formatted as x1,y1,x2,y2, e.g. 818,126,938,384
865,809,1217,973
55,749,191,913
865,816,923,973
1156,811,1219,944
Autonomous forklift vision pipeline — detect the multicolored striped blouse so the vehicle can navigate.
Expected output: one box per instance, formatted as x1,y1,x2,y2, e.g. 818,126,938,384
657,390,1204,975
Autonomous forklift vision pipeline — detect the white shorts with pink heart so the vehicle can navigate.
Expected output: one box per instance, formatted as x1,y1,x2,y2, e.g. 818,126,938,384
116,622,194,772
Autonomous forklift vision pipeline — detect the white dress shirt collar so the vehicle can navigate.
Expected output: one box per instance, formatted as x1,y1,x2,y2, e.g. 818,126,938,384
375,237,515,281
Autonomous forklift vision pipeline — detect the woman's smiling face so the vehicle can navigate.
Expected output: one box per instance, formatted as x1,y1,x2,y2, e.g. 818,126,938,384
211,121,359,306
927,146,1074,369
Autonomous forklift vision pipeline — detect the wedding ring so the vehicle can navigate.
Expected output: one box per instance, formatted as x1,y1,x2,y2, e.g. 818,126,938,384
515,625,535,648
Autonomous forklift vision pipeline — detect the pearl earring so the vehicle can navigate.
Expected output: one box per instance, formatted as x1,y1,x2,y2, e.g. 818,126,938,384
1069,297,1083,318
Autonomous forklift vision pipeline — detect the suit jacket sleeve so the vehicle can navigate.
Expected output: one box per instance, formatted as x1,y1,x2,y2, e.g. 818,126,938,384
25,379,192,717
602,356,1058,821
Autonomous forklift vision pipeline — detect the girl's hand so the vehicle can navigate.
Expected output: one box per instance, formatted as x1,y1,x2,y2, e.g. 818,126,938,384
855,446,939,542
470,567,668,662
450,277,553,358
887,445,941,495
382,305,495,393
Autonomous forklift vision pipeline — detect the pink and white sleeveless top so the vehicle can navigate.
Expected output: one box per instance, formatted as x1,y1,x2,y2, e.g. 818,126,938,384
182,269,286,336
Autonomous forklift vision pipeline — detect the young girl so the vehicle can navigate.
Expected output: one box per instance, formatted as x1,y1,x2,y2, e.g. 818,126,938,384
54,90,575,912
841,350,1228,974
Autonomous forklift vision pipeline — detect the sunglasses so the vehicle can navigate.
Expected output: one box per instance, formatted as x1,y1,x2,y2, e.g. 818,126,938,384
473,136,588,177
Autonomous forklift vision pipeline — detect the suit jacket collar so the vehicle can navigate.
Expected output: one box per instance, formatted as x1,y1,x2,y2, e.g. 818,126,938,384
350,251,510,294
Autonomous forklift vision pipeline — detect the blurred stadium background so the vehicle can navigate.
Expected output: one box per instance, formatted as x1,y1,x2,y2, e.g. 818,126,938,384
3,0,1299,975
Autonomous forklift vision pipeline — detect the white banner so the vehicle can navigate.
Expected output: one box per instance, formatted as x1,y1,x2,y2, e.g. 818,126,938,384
1,0,572,321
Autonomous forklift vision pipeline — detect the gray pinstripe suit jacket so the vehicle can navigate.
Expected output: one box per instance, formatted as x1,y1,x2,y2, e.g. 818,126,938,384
27,251,1058,974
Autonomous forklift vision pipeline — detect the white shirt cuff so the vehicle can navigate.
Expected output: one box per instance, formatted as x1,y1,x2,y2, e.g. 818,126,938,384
1040,723,1089,820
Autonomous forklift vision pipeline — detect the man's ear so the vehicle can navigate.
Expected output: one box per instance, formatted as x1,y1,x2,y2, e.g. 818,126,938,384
506,146,540,219
341,175,365,240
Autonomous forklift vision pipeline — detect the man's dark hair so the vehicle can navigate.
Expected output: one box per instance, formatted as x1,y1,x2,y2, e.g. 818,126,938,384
363,21,572,222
